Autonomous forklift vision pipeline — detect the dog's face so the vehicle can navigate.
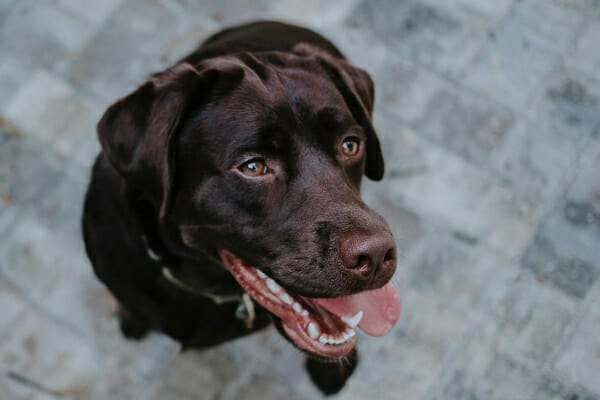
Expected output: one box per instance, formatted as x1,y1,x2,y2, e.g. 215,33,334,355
97,48,400,358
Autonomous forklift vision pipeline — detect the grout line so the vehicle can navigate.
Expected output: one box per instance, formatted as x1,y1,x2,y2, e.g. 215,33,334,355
1,369,71,399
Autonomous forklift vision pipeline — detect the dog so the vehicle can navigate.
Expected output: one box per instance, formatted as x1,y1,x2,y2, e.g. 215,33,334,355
82,21,401,395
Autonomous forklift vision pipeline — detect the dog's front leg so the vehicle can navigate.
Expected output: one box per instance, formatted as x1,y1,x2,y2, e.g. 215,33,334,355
118,305,151,339
304,347,358,395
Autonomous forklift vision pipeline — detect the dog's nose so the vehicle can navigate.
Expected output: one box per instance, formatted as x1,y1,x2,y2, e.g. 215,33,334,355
338,233,396,280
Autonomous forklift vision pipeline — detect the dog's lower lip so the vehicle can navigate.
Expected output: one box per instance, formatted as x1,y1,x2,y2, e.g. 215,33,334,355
218,249,356,357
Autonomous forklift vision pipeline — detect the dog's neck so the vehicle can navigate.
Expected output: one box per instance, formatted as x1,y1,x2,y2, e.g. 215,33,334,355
130,190,255,318
141,234,257,328
141,234,238,302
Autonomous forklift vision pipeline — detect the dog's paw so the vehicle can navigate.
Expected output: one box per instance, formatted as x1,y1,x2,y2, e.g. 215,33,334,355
305,348,358,395
118,308,150,339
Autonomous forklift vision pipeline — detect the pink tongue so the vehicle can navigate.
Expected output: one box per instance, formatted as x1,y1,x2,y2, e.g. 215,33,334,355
313,283,401,337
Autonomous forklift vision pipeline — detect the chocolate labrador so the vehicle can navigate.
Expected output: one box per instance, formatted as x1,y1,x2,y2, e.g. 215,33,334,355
82,21,400,395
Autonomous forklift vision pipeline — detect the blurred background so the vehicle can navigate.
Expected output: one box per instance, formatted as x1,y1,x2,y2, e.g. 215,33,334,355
1,0,599,399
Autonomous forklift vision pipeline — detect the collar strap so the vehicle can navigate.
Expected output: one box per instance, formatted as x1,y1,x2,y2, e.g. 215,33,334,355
161,266,255,329
141,235,240,304
161,266,243,304
144,235,255,328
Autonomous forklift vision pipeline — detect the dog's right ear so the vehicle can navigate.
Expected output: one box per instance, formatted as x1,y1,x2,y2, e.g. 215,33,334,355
97,63,242,217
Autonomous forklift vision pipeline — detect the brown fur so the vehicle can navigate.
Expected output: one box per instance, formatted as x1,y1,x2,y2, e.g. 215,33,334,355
82,21,395,395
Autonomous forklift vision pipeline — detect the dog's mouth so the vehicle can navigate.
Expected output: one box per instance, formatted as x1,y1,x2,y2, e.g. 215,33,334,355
219,250,401,358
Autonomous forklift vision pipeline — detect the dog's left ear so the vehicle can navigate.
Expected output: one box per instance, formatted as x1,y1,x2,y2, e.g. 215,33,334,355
293,43,384,181
96,63,229,217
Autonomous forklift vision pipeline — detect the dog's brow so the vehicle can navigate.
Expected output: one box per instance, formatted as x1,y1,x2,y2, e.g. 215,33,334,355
227,127,288,159
316,107,357,131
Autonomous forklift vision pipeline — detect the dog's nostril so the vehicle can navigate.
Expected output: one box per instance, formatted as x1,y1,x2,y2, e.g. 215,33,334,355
383,248,396,265
355,255,370,270
354,255,373,278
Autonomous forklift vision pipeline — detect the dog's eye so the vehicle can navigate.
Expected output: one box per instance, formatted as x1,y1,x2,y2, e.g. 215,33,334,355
239,158,269,177
340,138,361,157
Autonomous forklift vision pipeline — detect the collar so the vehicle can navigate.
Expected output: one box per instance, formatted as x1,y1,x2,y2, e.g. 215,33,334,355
143,236,256,329
161,266,242,304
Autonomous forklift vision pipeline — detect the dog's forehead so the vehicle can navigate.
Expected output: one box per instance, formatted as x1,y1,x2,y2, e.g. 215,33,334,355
178,56,361,169
211,59,356,138
275,67,345,108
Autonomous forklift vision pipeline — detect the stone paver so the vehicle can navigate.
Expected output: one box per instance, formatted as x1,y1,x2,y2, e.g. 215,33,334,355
464,0,584,109
346,0,489,77
1,0,599,399
569,18,600,78
554,281,600,394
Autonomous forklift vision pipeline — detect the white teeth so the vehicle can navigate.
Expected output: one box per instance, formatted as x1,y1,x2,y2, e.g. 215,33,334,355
266,278,281,293
292,302,303,313
308,322,320,339
343,329,355,340
317,332,354,346
257,270,267,279
279,293,292,304
341,311,363,328
301,310,308,317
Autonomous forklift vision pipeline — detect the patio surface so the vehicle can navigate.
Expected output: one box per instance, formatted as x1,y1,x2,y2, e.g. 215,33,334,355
1,0,599,399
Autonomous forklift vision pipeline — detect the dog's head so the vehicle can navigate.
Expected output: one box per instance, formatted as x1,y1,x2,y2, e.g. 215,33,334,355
97,45,400,358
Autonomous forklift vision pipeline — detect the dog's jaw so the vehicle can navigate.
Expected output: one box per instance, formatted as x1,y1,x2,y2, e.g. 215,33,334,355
219,249,358,357
218,249,401,358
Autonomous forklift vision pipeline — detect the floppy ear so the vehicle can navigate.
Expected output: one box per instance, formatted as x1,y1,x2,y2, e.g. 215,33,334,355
293,43,384,181
97,63,225,217
336,60,384,181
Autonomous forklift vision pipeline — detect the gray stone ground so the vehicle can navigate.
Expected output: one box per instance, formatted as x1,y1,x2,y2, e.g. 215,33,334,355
1,0,599,399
